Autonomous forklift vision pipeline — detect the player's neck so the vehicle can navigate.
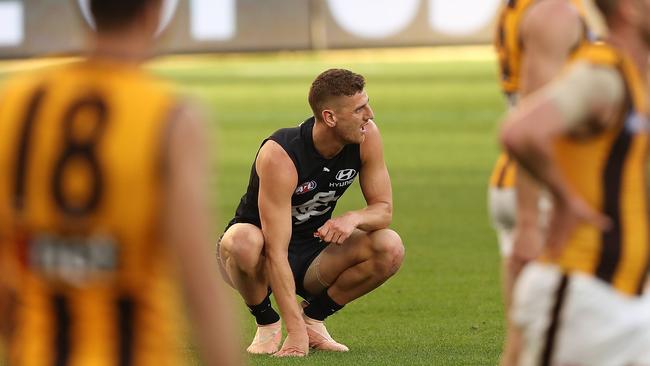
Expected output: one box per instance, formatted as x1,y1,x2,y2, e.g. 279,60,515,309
312,120,345,159
89,29,153,64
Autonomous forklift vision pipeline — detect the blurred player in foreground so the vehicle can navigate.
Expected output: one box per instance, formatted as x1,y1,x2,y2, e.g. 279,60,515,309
0,0,241,365
501,0,650,364
217,69,404,357
489,0,591,363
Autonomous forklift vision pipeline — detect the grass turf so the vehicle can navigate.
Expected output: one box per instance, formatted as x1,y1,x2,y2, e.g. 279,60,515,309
150,48,508,365
0,47,508,365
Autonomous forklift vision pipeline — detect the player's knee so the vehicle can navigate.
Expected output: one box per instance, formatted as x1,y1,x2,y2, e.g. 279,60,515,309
372,229,404,276
225,228,265,271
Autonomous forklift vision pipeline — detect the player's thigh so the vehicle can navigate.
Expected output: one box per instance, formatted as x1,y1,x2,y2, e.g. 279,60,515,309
305,229,400,287
512,263,565,366
217,223,265,279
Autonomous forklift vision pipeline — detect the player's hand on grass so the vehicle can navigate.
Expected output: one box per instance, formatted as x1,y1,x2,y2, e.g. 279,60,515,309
546,193,611,258
274,329,309,357
314,212,360,244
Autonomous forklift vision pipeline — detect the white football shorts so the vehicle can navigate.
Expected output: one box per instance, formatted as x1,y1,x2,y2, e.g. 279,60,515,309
512,262,650,366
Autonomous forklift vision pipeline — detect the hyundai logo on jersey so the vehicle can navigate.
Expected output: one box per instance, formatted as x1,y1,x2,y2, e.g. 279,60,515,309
336,169,357,181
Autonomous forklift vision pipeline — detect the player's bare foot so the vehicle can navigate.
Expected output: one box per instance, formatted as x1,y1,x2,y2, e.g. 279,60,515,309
246,321,282,354
303,314,349,352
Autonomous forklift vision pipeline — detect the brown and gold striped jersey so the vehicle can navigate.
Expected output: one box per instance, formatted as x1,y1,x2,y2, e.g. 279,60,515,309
542,43,650,296
0,60,185,365
490,0,589,189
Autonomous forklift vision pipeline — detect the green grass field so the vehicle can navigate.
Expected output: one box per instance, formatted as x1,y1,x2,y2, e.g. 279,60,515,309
0,47,507,365
151,48,507,365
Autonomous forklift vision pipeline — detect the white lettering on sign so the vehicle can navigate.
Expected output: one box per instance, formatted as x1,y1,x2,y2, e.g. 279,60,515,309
0,1,23,47
190,0,236,41
326,0,420,39
428,0,501,35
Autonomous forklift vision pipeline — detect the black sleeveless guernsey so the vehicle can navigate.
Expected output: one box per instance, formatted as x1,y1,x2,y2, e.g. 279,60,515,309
230,117,362,242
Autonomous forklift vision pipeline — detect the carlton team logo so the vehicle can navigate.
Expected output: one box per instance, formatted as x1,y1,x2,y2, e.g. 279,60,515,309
295,181,317,195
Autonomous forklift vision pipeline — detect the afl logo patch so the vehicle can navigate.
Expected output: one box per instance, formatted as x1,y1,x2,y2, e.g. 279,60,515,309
336,169,357,181
295,181,317,195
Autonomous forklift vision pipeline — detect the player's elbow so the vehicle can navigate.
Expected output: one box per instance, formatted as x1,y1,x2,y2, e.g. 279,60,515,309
500,116,532,160
378,201,393,227
384,203,393,225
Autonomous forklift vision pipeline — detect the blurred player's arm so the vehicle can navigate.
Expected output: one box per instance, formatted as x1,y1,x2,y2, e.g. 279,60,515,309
256,141,308,356
316,121,393,244
164,104,243,366
513,0,585,260
503,3,585,307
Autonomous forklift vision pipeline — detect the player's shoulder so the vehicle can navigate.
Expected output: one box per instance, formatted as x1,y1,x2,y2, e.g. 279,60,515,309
257,139,297,180
109,62,177,99
270,124,302,143
362,120,382,143
359,120,384,161
522,0,582,35
268,119,310,153
0,62,64,96
526,0,581,20
571,42,621,67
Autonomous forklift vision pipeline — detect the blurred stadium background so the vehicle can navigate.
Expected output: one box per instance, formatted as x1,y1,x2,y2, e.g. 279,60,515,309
0,1,607,365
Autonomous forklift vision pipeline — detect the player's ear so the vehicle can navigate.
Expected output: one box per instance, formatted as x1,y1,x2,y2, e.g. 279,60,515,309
322,109,337,127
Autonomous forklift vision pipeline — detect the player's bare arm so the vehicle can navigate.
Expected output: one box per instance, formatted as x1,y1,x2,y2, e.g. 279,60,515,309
513,0,586,260
519,0,584,94
503,0,585,302
357,121,393,229
256,140,309,357
164,104,242,366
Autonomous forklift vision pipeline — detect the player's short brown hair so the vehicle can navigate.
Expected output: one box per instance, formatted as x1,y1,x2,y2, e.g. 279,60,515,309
308,69,365,118
90,0,160,32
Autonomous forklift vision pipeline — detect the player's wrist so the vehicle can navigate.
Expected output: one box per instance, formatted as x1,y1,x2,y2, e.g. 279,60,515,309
344,211,362,227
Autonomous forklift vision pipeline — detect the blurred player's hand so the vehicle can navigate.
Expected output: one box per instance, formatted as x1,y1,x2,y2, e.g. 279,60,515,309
511,224,544,272
546,193,611,258
314,213,360,244
274,328,308,357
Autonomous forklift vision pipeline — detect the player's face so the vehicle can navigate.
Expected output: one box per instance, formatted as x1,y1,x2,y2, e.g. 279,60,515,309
332,91,374,144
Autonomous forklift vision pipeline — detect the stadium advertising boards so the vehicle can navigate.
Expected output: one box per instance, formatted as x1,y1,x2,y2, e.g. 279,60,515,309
0,0,501,58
